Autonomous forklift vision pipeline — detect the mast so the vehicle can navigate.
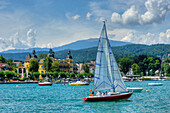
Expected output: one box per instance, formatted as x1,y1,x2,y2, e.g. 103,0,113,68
93,21,127,92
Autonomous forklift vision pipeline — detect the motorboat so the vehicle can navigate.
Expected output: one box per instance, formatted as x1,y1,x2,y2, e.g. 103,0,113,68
127,87,143,92
148,83,163,86
38,81,53,86
69,81,90,85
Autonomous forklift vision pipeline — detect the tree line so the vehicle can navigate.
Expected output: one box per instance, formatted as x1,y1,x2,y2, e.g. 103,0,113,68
119,55,170,76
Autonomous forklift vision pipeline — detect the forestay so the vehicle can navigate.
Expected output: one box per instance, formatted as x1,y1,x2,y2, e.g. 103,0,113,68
93,22,127,92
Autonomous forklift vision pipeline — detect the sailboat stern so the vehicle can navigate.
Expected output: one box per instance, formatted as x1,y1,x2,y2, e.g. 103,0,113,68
82,92,133,101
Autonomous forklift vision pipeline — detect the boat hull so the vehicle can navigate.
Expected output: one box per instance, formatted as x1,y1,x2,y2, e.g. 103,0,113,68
38,82,53,86
148,83,163,86
69,83,90,85
82,92,133,101
127,87,143,92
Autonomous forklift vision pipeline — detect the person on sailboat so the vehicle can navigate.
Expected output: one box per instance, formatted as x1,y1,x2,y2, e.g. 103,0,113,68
96,91,102,96
104,91,107,96
91,91,94,96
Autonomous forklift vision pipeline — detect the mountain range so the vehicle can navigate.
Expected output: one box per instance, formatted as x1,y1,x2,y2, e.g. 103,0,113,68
0,44,169,63
0,38,132,53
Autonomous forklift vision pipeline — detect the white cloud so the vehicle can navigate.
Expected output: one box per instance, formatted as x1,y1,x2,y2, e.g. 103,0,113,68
118,29,170,44
86,12,92,20
0,29,37,52
95,17,106,23
108,29,137,41
72,14,80,20
159,29,170,43
111,0,170,25
10,32,28,48
27,29,36,47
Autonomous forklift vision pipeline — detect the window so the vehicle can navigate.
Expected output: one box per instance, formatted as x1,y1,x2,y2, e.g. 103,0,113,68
41,71,43,73
42,66,43,68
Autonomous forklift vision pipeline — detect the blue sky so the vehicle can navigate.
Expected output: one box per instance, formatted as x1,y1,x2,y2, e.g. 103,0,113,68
0,0,169,51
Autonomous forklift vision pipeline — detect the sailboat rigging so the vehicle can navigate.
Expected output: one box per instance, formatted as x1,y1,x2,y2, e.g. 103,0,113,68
82,21,133,101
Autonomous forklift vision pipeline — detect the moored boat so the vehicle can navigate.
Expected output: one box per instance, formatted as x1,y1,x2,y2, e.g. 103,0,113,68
69,81,90,85
82,21,133,102
148,83,163,86
127,87,143,92
38,81,53,86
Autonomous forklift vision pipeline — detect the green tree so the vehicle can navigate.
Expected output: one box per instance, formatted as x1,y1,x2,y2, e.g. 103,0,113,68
65,72,70,78
70,73,76,78
154,59,161,71
131,63,140,75
147,57,155,76
38,54,47,60
82,63,89,73
33,72,40,79
165,65,170,76
4,71,15,80
0,55,6,63
7,58,16,70
46,72,53,78
0,71,4,80
59,72,66,78
51,61,60,72
43,57,52,72
29,58,39,72
134,55,148,76
120,57,132,75
77,73,84,79
53,71,59,79
163,58,170,63
89,73,94,78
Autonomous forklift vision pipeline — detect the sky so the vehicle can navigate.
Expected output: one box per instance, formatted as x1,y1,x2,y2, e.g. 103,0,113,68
0,0,169,52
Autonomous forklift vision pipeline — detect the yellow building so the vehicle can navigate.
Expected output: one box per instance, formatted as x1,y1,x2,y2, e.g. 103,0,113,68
38,59,46,74
24,49,78,74
24,54,31,69
13,60,23,73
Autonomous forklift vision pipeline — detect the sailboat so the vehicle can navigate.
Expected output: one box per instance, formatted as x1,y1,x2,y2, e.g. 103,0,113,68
38,58,53,86
82,22,133,101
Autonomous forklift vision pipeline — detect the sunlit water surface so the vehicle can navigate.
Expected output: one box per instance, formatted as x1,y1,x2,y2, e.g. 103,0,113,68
0,81,169,112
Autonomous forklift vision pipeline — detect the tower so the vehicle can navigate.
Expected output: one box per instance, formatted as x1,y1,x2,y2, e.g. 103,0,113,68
66,50,73,73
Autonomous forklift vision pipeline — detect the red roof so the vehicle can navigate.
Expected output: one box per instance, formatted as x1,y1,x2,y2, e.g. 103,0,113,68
0,63,10,68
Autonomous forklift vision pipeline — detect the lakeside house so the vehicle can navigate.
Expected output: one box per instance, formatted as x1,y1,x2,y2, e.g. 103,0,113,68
13,60,23,73
24,49,78,75
0,63,11,71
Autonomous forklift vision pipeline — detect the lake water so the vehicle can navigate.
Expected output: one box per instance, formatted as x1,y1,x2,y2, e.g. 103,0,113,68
0,81,169,113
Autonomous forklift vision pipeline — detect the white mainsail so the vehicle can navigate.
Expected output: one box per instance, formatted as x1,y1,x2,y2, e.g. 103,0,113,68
93,22,127,92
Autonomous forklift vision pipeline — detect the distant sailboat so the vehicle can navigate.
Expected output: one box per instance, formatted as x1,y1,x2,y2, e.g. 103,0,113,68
83,22,133,101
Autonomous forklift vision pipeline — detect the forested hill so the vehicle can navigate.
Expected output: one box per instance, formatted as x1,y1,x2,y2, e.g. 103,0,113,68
0,44,170,63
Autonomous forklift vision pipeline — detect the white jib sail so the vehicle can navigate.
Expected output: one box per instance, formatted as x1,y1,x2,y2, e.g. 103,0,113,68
93,22,127,92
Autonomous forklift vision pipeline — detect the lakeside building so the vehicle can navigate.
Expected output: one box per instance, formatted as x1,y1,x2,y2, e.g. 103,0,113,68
13,60,23,73
0,63,11,71
24,49,78,75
